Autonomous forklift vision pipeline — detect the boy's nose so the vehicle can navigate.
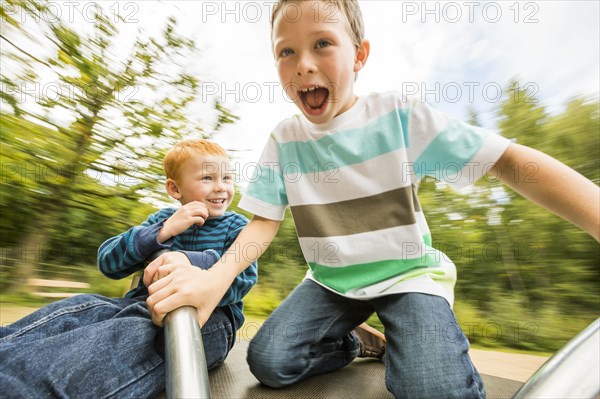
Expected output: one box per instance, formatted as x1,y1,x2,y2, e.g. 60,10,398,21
296,53,316,76
213,179,228,192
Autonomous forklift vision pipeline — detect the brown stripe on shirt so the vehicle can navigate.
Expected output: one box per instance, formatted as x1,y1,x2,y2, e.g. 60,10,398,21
291,186,421,238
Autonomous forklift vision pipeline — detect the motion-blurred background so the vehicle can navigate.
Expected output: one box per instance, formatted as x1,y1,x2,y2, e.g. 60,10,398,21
1,0,598,355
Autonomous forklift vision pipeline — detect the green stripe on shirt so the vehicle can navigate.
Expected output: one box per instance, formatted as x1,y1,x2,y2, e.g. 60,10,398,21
309,249,440,294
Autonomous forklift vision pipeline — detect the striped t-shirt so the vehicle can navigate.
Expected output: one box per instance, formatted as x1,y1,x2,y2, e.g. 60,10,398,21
238,92,510,305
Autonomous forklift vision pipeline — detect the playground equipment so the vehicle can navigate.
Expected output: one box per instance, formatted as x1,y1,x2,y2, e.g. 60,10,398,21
513,318,600,398
144,249,211,399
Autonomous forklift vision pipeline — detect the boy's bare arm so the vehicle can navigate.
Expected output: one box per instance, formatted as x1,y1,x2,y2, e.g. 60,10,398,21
146,215,281,326
214,215,281,285
489,143,600,242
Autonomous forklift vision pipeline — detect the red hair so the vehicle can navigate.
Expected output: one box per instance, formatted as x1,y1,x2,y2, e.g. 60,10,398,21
163,139,229,180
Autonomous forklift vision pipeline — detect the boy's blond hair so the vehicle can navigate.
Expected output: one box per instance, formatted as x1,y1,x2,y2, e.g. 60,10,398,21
271,0,365,48
163,139,228,180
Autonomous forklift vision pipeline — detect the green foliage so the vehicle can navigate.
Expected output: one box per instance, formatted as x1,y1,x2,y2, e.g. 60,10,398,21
0,0,238,287
243,285,283,318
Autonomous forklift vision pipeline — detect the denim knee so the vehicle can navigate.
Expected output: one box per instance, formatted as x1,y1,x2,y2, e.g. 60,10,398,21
247,329,305,388
377,293,485,399
247,334,283,387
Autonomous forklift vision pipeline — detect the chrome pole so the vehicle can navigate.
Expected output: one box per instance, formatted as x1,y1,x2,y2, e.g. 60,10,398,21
513,318,599,399
164,306,211,399
145,250,211,399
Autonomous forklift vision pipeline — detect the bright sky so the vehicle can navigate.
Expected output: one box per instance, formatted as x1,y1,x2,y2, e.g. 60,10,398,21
5,1,600,179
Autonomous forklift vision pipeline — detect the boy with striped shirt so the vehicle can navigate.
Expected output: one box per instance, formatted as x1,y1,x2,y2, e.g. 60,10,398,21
0,139,257,398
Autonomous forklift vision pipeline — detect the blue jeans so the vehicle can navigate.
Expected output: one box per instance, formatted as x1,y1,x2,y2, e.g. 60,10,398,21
247,280,485,399
0,294,234,399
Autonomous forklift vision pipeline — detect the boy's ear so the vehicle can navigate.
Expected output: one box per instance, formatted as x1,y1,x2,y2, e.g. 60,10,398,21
354,39,370,73
165,178,182,200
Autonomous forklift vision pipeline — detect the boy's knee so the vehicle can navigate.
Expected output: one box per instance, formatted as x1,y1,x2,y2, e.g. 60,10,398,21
247,335,283,387
247,331,302,388
385,375,484,399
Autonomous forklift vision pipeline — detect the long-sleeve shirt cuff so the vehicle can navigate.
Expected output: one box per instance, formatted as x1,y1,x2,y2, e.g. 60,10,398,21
133,222,174,259
180,250,221,270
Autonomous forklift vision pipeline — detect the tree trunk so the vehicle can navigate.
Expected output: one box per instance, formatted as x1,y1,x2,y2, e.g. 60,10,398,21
3,214,53,293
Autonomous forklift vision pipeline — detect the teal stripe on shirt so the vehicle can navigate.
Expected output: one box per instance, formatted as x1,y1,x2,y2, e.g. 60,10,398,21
414,119,486,180
278,109,410,175
246,163,288,206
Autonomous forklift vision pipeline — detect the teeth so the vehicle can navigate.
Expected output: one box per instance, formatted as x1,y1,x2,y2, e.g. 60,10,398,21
301,85,319,93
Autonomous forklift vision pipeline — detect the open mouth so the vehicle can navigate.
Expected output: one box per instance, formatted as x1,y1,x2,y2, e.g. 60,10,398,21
298,85,330,114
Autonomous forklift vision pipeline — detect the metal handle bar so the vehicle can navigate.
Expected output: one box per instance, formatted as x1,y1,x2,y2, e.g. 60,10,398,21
513,318,599,398
146,249,211,399
164,306,211,399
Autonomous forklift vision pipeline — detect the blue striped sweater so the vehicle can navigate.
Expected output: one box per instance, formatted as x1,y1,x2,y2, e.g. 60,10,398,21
97,209,257,331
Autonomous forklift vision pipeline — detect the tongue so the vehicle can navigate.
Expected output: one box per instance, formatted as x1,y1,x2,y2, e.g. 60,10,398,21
305,88,328,108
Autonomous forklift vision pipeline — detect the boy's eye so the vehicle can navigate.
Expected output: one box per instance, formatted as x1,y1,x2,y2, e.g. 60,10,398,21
315,40,331,49
223,175,233,182
201,176,212,182
279,48,294,57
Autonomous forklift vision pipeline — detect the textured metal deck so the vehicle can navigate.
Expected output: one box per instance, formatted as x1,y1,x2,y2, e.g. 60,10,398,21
202,339,523,398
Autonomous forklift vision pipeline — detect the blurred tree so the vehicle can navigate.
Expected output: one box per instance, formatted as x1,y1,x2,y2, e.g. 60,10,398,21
499,80,548,148
0,0,237,289
460,82,597,349
539,98,599,185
